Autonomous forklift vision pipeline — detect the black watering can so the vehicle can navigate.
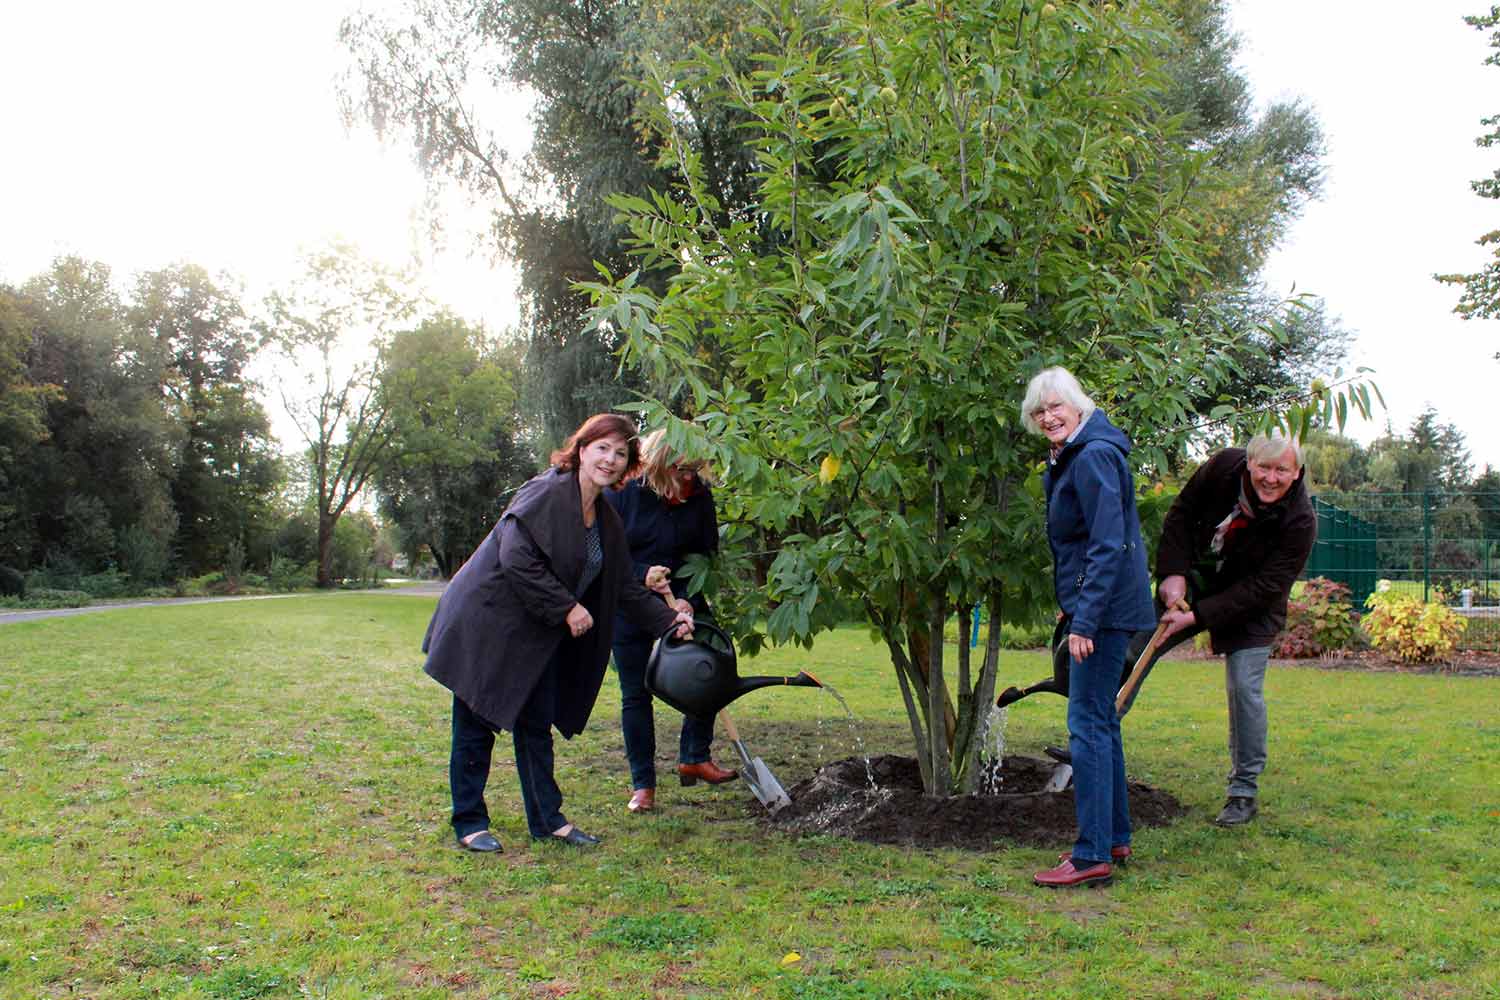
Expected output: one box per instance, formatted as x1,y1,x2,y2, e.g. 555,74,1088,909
644,619,820,721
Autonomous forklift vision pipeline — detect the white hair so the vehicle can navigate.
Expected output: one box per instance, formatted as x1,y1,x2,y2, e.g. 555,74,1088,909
1020,366,1096,435
1245,432,1303,467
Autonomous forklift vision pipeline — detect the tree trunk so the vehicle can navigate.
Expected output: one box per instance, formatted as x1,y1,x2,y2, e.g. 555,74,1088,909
957,589,1006,794
316,511,337,588
925,593,952,797
431,540,453,579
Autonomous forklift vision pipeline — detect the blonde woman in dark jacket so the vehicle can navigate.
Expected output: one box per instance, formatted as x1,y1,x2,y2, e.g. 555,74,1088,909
605,430,737,815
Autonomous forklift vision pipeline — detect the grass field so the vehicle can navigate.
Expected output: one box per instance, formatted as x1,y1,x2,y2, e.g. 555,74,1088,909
2,595,1497,998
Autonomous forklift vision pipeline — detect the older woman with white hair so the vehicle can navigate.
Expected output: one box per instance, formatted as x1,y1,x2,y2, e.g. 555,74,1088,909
1022,367,1157,889
1125,430,1316,828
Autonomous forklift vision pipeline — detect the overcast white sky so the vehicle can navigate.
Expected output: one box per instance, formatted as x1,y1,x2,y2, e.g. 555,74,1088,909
2,2,1496,466
1228,1,1496,466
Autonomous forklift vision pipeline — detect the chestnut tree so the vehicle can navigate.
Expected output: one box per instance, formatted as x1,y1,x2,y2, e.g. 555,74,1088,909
585,0,1371,794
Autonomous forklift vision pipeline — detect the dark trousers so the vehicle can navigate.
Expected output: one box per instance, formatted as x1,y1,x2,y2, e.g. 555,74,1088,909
448,662,567,841
614,638,714,790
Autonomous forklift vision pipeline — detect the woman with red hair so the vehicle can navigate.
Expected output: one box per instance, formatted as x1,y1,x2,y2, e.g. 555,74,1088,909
422,414,694,852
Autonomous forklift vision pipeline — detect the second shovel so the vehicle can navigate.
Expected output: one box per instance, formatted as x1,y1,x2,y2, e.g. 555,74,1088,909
718,710,791,812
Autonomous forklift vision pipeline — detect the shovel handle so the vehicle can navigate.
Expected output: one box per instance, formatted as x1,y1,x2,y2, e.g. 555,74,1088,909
1114,599,1188,714
718,710,740,743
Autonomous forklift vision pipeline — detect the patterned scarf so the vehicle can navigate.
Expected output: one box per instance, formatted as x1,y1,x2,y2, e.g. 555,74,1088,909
1209,472,1257,568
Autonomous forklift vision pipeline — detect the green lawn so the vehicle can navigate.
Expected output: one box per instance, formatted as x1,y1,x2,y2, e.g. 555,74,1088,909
2,596,1497,998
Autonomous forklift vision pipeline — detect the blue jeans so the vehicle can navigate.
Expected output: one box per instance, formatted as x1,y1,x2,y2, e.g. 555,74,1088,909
1066,629,1132,866
1225,646,1270,799
448,659,568,841
613,638,714,790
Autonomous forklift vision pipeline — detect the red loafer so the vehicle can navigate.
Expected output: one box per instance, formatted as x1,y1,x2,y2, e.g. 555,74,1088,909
677,760,739,786
1034,859,1112,888
627,788,655,813
1060,844,1131,865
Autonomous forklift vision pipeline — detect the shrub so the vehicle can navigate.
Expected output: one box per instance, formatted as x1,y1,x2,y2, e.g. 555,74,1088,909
268,556,315,593
224,539,246,588
0,565,24,598
77,569,131,599
119,524,172,587
1275,577,1359,658
1362,591,1467,664
27,555,83,592
179,572,236,597
0,588,92,610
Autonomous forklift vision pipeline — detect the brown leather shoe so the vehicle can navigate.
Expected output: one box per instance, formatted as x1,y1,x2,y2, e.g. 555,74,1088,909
677,760,739,786
1034,858,1112,888
627,788,655,813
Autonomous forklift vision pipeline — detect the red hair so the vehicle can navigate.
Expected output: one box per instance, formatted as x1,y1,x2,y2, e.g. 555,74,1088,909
550,413,641,479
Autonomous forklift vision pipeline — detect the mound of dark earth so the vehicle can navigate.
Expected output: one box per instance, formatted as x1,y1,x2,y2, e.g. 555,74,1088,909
764,754,1186,851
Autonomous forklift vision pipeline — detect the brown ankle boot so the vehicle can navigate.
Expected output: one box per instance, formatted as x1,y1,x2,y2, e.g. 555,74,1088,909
677,760,739,786
627,788,655,812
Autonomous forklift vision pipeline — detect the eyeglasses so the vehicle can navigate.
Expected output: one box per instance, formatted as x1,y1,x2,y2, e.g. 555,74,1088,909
1030,401,1069,420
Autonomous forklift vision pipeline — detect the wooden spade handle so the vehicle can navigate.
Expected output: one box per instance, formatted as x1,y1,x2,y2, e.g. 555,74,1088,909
1114,599,1189,714
719,710,740,743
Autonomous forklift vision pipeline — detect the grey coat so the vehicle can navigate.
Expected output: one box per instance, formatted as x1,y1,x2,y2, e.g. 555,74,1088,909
421,467,678,737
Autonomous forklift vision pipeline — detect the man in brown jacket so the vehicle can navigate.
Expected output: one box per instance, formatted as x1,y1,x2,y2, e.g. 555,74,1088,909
1126,432,1316,827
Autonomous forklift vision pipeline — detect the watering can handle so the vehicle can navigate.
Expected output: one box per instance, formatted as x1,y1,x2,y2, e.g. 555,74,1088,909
659,616,733,653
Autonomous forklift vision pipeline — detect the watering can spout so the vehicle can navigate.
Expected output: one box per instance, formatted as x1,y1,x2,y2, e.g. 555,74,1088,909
644,623,824,720
733,670,821,702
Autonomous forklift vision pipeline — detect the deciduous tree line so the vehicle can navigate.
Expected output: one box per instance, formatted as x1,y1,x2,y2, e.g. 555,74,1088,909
0,250,536,593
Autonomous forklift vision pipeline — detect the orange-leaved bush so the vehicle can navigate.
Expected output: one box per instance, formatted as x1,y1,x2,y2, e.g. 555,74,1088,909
1362,591,1466,664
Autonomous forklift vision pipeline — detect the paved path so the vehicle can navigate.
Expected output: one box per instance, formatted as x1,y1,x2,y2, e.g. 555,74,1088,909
0,581,446,625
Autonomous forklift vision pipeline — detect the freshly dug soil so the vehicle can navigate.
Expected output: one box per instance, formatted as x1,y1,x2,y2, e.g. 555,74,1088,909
764,753,1186,851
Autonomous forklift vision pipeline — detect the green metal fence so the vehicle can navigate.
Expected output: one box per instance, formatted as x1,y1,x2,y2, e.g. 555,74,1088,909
1303,491,1500,651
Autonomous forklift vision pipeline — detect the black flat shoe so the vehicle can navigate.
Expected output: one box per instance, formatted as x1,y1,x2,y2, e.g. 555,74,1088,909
540,827,600,847
457,830,502,853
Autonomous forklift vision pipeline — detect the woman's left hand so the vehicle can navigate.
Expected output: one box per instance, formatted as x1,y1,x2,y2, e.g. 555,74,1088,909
671,598,694,617
1068,632,1094,662
671,610,695,639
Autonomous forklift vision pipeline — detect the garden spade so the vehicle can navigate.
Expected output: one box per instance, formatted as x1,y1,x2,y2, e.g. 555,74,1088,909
1115,599,1190,715
719,710,791,812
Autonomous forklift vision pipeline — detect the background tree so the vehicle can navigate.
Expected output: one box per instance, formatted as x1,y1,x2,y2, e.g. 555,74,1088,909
587,0,1372,796
8,258,181,578
1466,466,1500,567
1435,6,1500,326
1361,408,1473,496
1301,428,1370,493
129,264,281,577
341,0,1345,455
0,285,58,566
374,314,536,577
259,244,422,588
